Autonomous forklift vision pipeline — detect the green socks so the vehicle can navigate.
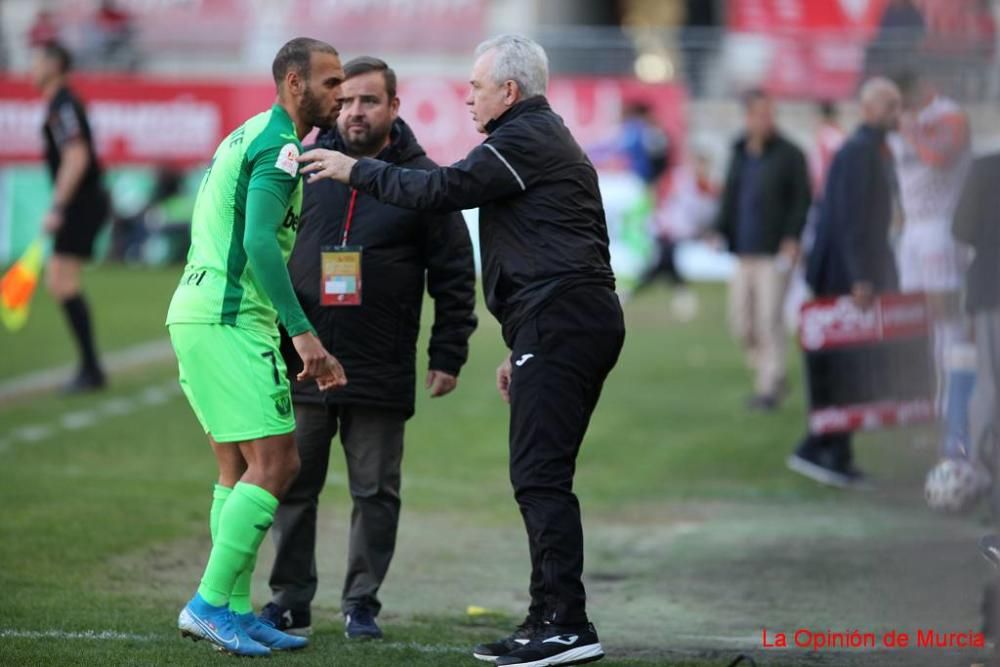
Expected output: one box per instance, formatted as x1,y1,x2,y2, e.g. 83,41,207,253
198,482,278,608
206,484,254,614
209,484,232,541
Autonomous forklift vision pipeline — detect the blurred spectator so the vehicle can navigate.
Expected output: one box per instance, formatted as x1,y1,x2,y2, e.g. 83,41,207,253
953,151,1000,504
83,0,138,70
715,89,811,412
109,166,193,264
632,146,719,319
591,100,672,189
890,70,972,458
788,78,903,488
589,100,673,286
810,101,846,200
28,9,61,49
864,0,926,78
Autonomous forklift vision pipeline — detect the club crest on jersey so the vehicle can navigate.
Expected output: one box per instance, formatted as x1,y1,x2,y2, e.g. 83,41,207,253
275,143,300,177
273,392,292,417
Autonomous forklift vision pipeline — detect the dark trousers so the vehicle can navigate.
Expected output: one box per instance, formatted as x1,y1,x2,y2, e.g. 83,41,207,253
634,238,685,292
268,403,405,615
508,285,625,626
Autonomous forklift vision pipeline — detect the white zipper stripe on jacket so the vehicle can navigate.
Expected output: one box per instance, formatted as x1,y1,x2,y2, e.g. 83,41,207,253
483,144,527,191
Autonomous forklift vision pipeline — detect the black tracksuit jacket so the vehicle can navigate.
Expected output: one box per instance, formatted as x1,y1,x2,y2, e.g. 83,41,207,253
349,96,616,346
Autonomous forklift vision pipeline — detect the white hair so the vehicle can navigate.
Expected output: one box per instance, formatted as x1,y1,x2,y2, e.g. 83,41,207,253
474,34,549,98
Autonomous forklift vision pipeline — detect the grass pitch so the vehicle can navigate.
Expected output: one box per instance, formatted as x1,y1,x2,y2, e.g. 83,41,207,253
0,266,991,666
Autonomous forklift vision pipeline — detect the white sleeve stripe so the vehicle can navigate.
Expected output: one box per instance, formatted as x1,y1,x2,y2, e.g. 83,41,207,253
484,144,526,191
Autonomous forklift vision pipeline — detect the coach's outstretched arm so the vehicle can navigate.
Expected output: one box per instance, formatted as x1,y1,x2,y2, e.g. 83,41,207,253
298,138,529,212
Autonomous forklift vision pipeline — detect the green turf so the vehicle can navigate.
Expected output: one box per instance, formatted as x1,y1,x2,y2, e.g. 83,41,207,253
0,266,956,666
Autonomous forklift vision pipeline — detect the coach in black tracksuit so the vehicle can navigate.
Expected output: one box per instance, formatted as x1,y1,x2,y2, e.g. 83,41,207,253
298,35,624,666
266,58,477,638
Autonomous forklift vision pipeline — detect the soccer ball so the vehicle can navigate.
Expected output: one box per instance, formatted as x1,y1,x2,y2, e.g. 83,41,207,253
924,458,991,513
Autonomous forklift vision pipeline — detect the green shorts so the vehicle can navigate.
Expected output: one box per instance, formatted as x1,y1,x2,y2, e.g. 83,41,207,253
168,323,295,443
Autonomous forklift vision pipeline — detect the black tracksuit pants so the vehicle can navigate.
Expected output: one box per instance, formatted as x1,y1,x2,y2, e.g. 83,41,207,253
507,284,625,627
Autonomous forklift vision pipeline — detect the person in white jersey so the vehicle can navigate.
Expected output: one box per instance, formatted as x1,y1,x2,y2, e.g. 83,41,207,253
891,71,974,459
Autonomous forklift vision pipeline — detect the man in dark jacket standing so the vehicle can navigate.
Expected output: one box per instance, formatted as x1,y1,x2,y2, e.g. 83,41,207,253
787,77,902,487
299,35,623,667
261,57,477,639
716,89,811,411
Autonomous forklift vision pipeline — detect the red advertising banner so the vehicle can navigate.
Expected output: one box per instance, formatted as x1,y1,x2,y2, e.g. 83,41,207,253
729,0,887,99
800,292,935,435
809,398,936,434
49,0,487,54
799,292,931,352
728,0,994,98
0,75,685,168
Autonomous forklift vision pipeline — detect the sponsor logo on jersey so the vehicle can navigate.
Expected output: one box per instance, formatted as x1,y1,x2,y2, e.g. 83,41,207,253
282,206,299,232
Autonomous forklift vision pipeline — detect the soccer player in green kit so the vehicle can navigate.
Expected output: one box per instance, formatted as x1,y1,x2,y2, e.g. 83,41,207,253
167,37,348,657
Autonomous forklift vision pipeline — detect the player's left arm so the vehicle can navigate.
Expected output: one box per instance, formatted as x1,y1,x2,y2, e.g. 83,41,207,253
914,111,970,168
244,143,314,338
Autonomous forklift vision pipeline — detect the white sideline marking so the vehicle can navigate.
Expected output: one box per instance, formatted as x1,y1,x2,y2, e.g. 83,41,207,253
0,629,158,641
0,629,469,654
0,380,181,454
0,339,174,403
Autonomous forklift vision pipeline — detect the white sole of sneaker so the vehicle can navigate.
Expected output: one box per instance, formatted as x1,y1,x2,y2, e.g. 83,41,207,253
785,455,851,489
472,652,500,662
502,642,604,667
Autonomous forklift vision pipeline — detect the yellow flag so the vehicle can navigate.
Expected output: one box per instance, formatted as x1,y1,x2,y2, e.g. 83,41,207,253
0,239,47,332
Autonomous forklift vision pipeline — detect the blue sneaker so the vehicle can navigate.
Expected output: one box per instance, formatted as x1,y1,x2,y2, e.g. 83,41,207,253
344,605,383,640
177,593,270,657
236,612,309,651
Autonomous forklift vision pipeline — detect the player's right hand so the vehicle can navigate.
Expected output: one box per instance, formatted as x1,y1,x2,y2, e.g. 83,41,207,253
293,332,348,390
315,355,347,391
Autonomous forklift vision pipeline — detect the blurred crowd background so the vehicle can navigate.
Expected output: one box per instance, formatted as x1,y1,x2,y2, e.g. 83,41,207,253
0,0,997,283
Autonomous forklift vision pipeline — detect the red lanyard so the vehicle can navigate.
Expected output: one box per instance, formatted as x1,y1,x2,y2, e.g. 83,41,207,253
341,189,358,246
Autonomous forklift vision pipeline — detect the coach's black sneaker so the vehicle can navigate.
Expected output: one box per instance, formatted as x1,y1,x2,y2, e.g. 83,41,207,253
473,618,542,662
496,622,604,666
344,604,383,640
260,602,312,636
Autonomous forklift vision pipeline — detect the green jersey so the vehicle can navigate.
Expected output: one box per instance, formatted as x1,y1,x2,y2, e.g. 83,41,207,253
166,104,312,336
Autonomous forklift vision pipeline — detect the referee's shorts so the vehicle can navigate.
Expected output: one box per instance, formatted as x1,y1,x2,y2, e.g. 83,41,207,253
53,188,110,260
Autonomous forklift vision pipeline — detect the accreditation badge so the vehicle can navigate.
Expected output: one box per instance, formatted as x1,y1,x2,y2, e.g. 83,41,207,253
320,245,362,306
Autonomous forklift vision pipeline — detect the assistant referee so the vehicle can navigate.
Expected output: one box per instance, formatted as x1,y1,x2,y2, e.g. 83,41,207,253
31,42,110,392
298,34,624,667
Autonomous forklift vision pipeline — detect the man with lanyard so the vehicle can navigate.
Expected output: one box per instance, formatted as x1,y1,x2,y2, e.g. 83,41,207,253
262,56,477,639
166,37,346,657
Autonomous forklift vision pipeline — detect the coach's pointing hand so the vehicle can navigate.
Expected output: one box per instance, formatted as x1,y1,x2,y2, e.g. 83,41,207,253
293,331,348,390
298,148,356,184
